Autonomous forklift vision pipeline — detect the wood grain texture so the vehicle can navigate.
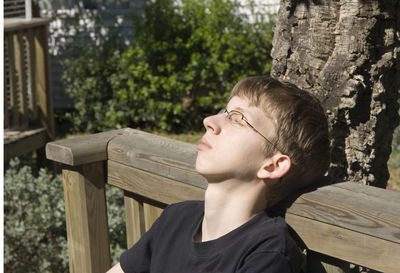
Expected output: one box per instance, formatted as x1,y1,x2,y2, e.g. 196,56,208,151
4,48,10,127
107,129,207,189
108,160,205,204
4,127,47,161
33,25,55,138
124,194,145,248
286,214,400,272
4,18,50,32
62,162,111,273
46,128,128,165
287,182,400,244
143,204,163,231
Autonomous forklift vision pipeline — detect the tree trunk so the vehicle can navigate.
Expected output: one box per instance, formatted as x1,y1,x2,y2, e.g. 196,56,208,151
271,0,400,188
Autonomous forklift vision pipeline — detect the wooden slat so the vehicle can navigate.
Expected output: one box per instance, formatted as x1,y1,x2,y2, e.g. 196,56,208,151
143,203,163,231
62,162,111,273
14,30,28,128
107,129,207,189
286,182,400,244
46,128,128,166
286,213,400,272
26,28,38,119
107,160,205,204
4,127,47,161
124,193,145,248
6,32,20,128
34,25,55,138
4,50,10,127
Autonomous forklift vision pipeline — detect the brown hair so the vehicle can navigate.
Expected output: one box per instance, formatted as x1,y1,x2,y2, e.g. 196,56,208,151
230,75,330,192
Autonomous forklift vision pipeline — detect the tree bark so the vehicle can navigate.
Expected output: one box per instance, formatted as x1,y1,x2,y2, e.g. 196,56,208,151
271,0,400,188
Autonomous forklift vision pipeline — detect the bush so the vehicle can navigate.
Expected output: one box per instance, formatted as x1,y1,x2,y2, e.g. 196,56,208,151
4,159,126,272
63,0,275,133
4,158,68,272
62,42,120,133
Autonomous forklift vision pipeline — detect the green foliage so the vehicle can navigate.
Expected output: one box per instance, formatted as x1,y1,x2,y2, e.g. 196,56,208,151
63,0,275,133
106,186,127,262
62,43,120,133
4,159,127,271
4,158,68,273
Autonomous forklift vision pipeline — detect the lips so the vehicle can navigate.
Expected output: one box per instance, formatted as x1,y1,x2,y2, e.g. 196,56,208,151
197,137,212,151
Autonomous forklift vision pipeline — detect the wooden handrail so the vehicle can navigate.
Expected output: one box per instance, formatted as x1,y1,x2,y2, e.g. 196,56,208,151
4,18,51,32
46,128,400,273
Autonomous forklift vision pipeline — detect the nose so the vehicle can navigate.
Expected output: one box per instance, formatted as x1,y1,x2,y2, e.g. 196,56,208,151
203,114,222,135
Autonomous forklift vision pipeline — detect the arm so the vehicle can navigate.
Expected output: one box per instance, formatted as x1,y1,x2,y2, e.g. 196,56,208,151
107,263,124,273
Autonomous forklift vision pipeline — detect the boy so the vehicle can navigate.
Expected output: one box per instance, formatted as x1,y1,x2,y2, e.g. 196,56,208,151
108,75,330,273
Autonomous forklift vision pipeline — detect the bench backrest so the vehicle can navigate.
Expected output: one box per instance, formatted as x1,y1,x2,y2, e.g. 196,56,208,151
46,128,400,273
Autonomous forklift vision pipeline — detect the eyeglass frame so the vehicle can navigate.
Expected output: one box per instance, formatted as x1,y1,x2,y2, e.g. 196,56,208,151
218,108,278,151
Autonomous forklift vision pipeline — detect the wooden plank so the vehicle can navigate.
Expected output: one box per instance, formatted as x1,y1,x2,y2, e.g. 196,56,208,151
124,193,145,248
4,127,47,161
34,25,55,138
62,162,111,273
6,32,20,128
286,213,400,272
143,203,163,231
107,129,207,189
107,160,205,204
26,28,38,119
4,18,50,32
46,128,128,166
4,47,10,128
14,30,28,128
286,182,400,244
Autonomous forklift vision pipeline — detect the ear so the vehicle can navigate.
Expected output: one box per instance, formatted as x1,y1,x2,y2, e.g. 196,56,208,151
257,153,291,180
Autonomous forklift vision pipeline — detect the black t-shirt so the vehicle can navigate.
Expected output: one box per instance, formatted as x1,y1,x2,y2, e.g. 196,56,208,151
120,200,304,273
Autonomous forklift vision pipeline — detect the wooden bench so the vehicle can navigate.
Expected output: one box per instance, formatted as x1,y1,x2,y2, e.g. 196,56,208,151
46,128,400,273
4,18,54,161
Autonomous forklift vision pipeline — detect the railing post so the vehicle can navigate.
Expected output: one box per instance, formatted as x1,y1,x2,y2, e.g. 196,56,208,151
62,162,111,273
46,129,128,273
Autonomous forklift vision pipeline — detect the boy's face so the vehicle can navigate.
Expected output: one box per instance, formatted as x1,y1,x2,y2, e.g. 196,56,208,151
196,96,276,182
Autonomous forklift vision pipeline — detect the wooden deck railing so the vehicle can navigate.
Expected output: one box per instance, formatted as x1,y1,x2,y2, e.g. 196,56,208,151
46,128,400,273
4,18,54,160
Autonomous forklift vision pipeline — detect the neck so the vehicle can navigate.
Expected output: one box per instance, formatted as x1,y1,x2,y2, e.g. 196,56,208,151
198,179,268,242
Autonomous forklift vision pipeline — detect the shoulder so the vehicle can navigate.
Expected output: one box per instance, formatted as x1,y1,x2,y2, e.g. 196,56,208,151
251,212,289,246
163,200,204,216
244,212,305,272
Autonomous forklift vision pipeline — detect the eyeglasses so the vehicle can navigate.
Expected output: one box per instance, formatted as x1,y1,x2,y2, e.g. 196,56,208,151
218,108,277,150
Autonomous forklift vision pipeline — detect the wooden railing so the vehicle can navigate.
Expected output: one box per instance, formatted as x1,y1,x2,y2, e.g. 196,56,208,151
46,128,400,273
4,18,54,160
